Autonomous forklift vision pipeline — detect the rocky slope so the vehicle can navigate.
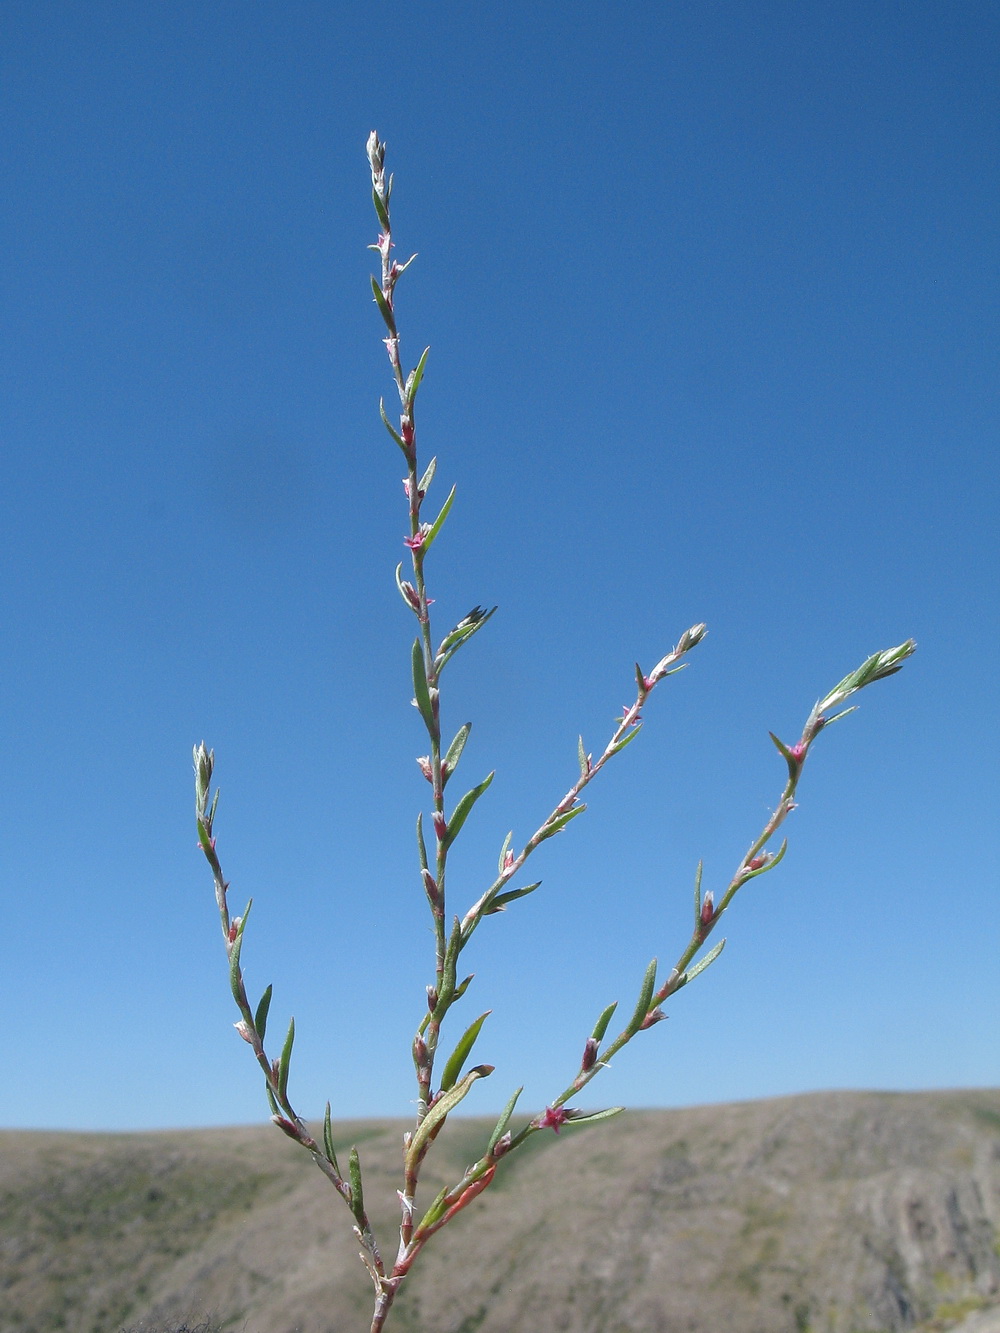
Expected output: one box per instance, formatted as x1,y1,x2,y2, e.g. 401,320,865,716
1,1089,997,1333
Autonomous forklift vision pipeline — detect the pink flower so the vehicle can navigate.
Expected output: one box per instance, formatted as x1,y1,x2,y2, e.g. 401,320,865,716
788,741,807,763
540,1106,571,1134
700,890,715,927
403,530,426,551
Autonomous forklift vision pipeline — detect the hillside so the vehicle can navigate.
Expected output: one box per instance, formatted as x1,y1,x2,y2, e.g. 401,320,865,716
1,1090,998,1333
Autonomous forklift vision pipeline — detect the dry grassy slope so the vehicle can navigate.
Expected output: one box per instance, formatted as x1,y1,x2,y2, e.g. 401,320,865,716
0,1090,998,1333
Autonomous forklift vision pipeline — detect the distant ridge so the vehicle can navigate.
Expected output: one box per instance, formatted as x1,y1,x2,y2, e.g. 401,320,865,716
1,1089,998,1333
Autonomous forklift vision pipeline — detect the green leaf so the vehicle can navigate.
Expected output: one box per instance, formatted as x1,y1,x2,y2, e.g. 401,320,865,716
769,731,801,782
418,456,437,495
453,973,474,1002
436,606,497,672
443,724,472,778
693,860,704,929
229,899,253,1004
487,1086,523,1153
628,959,658,1035
610,725,642,755
394,562,414,612
416,812,428,872
437,917,462,1007
591,1001,618,1044
439,1011,491,1092
370,274,396,334
421,484,456,555
577,735,589,777
444,771,495,849
379,399,407,453
682,937,726,985
406,346,431,407
323,1102,340,1174
406,1065,494,1173
277,1017,295,1103
254,984,272,1042
411,640,435,732
265,1083,280,1117
498,831,513,874
415,1185,449,1233
372,187,389,231
485,881,541,914
742,839,788,882
564,1106,625,1129
349,1145,364,1218
538,804,586,840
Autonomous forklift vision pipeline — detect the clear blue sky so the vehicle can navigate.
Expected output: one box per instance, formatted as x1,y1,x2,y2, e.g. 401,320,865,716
0,1,996,1131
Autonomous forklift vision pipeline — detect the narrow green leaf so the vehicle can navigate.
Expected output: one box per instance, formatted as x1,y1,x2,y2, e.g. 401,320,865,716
769,731,800,782
742,838,788,882
418,456,437,495
415,1185,449,1233
564,1106,625,1128
349,1146,364,1217
370,274,396,334
693,860,703,929
406,345,431,407
444,771,494,849
323,1102,340,1175
683,937,726,985
628,959,658,1035
436,606,497,672
228,899,253,1004
538,804,586,840
405,1065,494,1172
453,973,474,1002
421,484,456,555
254,984,272,1042
610,725,642,755
437,917,462,1006
416,812,428,872
277,1017,295,1103
411,640,435,731
498,831,513,874
487,1086,523,1153
485,881,541,914
591,1001,618,1044
265,1083,280,1117
372,187,389,231
440,1011,491,1092
379,398,407,452
443,724,472,777
577,735,589,778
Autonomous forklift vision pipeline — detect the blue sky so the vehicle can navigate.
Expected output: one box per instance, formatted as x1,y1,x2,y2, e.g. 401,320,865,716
0,1,996,1131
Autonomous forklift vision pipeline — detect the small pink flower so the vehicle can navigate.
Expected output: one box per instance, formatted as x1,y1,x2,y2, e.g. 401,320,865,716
788,742,807,763
403,531,426,551
503,849,515,873
540,1106,571,1134
416,756,433,782
700,890,715,927
400,420,414,447
747,854,770,871
432,811,447,840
